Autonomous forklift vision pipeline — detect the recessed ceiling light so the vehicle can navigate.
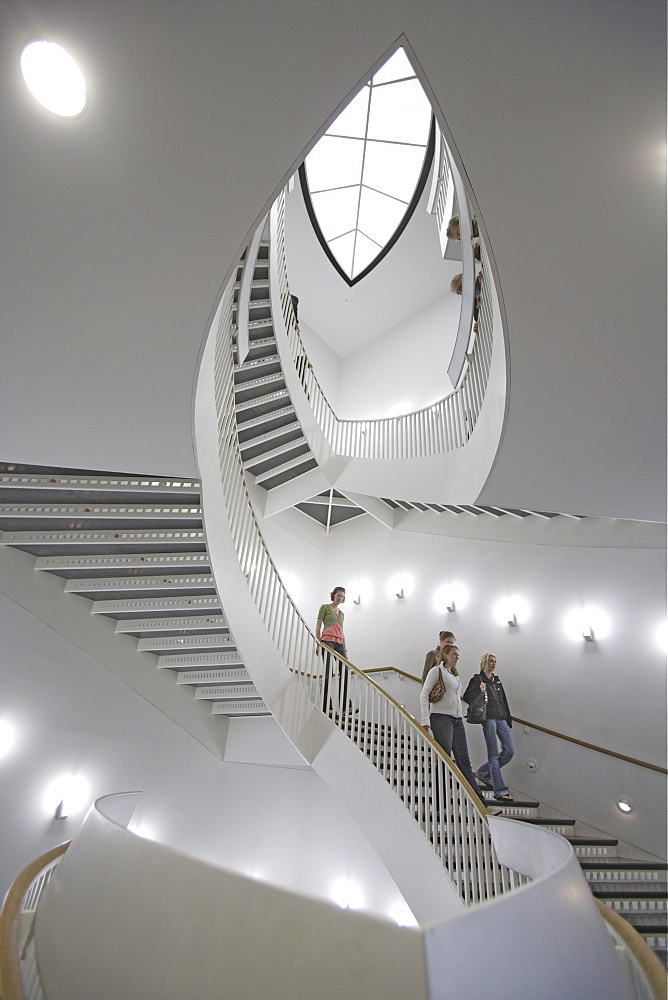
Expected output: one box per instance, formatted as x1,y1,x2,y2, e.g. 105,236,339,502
20,40,87,118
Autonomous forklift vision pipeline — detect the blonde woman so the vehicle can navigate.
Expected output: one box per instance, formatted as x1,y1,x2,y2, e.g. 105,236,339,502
463,653,514,802
420,644,485,806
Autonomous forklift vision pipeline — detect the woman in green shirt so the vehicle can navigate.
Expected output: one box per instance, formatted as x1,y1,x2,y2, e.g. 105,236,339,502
316,586,347,658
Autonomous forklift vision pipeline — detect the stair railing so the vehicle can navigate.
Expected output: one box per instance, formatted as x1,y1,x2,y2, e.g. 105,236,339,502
271,185,494,461
215,261,524,907
0,842,69,1000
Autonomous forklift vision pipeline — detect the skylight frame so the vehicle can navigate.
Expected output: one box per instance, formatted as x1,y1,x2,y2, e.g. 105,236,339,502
301,51,435,286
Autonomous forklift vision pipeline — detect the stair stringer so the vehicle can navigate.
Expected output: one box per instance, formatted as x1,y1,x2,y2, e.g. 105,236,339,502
196,348,463,923
0,542,230,759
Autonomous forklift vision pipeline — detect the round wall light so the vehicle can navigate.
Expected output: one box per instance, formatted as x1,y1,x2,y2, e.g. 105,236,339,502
492,594,529,628
330,877,363,910
349,577,373,606
0,719,16,759
655,621,667,653
20,40,87,118
616,796,633,814
44,773,90,819
563,605,611,642
433,581,469,614
386,572,414,600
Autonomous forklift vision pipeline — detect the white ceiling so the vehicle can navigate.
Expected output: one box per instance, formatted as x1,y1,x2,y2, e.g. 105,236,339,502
0,0,665,521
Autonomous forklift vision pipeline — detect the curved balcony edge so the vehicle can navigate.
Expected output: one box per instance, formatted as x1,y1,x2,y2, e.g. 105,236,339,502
28,794,641,1000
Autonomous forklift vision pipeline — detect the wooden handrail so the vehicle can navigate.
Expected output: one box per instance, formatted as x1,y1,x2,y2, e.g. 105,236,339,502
511,717,667,776
366,667,667,776
595,898,667,1000
0,841,69,1000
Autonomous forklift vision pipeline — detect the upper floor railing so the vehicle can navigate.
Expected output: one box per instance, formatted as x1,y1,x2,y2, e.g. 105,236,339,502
215,255,520,908
271,184,496,461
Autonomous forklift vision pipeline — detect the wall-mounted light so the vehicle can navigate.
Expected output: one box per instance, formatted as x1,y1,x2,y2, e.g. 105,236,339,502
44,774,90,821
387,573,414,601
330,877,363,910
493,595,529,629
388,901,418,927
0,719,16,759
656,621,667,653
349,577,372,606
563,606,610,642
20,41,87,118
616,796,633,814
433,582,469,615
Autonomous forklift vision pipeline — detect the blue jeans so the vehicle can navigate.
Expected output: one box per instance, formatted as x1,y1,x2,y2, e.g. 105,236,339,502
429,714,485,806
476,720,514,797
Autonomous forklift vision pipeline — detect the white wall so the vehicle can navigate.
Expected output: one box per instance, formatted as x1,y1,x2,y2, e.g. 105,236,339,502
263,516,666,854
0,593,414,921
335,293,458,419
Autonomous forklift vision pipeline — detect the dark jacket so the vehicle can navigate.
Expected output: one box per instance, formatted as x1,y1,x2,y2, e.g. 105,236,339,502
462,671,512,725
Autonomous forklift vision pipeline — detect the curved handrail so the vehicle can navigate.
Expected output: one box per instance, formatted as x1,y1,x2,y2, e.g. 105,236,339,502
367,667,668,776
271,185,496,460
213,253,521,908
595,899,667,1000
0,841,70,1000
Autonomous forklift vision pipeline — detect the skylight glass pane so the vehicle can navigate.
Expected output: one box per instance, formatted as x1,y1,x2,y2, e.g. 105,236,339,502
372,48,415,86
326,86,370,139
302,46,433,282
328,231,356,274
367,78,431,145
363,141,427,202
311,188,360,240
352,231,382,277
305,135,364,191
357,187,406,246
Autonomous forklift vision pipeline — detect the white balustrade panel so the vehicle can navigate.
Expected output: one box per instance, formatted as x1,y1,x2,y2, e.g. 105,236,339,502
31,795,641,1000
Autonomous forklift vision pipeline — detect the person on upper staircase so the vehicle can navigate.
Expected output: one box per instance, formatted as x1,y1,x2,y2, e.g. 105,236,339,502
421,630,456,682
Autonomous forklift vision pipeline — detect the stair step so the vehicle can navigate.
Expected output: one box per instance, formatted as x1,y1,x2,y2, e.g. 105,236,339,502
137,634,235,653
211,701,270,717
0,473,200,497
234,373,285,397
239,422,303,457
91,595,221,616
0,503,202,521
156,651,245,670
570,838,618,858
158,652,245,672
235,389,290,414
115,614,228,634
176,668,250,685
194,684,259,700
34,551,210,572
234,352,280,377
64,574,215,595
0,528,206,554
254,453,315,485
236,405,296,435
244,438,308,471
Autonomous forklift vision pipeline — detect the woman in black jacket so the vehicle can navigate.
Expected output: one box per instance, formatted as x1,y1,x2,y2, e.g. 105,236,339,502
463,653,514,802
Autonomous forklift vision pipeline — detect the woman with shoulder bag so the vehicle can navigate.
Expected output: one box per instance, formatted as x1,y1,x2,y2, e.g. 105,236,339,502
420,644,485,807
463,653,514,802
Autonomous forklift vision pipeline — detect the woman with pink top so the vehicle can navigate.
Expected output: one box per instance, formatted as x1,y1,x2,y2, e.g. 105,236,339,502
316,586,347,659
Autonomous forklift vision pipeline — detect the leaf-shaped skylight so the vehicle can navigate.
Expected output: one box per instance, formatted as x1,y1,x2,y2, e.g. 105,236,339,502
303,48,433,282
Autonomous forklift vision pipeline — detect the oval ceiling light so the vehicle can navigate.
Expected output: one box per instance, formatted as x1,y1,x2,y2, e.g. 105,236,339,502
20,40,87,118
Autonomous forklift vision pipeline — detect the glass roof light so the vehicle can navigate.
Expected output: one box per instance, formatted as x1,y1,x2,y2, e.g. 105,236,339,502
302,47,433,282
20,40,87,118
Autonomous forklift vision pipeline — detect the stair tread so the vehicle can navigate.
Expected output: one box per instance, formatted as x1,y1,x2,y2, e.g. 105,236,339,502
568,836,619,846
580,858,668,869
